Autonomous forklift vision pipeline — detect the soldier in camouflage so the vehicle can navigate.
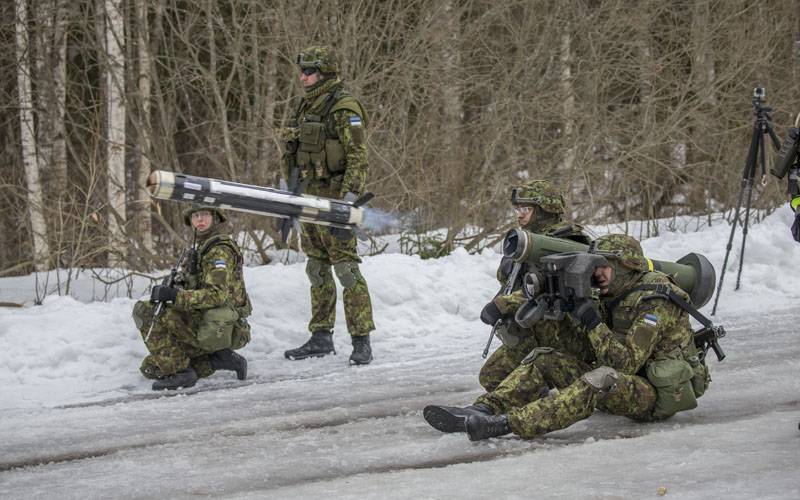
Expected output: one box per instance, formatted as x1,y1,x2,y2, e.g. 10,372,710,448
424,234,711,441
423,181,591,431
281,45,376,365
478,180,591,390
132,206,252,390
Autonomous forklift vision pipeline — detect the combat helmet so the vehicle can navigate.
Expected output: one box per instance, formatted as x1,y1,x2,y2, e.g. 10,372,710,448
590,234,645,272
510,180,565,215
182,204,228,226
297,46,340,75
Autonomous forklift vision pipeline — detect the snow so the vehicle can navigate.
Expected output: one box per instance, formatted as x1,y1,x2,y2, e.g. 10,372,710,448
1,207,799,499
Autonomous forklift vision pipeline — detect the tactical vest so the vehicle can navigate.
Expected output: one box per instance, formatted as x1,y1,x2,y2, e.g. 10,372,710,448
194,234,252,318
291,89,367,182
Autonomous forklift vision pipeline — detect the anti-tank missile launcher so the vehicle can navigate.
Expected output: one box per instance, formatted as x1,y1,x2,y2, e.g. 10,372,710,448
502,228,716,308
146,170,373,231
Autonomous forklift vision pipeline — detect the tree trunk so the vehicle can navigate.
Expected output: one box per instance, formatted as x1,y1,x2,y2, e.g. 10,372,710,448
104,0,127,266
560,25,580,216
15,0,51,271
134,0,153,257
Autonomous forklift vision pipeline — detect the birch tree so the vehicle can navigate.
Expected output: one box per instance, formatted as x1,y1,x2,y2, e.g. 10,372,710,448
103,0,127,266
15,0,51,271
134,0,153,255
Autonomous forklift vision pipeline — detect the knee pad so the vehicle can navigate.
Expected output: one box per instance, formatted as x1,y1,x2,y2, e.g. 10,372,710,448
581,366,619,392
333,261,360,289
305,258,329,287
132,300,151,331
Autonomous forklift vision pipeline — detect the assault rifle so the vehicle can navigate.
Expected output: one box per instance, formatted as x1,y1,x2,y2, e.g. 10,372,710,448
694,324,726,362
482,260,522,358
145,248,188,342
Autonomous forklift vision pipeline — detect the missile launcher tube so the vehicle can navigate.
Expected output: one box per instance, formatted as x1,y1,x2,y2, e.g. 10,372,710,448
502,229,716,308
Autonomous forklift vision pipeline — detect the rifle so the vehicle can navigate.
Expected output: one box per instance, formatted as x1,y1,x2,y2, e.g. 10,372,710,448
279,138,301,244
482,260,522,358
145,247,188,342
694,324,726,362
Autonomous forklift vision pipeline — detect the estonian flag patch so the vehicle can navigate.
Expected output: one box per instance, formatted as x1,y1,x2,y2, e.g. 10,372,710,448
348,116,363,127
213,259,227,269
643,313,658,327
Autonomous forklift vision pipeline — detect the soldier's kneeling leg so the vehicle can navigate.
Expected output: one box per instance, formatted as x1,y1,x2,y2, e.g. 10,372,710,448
132,300,154,332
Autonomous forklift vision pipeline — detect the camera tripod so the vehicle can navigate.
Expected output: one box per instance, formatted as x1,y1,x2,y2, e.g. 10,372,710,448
711,87,780,315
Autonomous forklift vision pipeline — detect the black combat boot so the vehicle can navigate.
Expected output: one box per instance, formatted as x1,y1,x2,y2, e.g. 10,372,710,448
465,413,511,441
284,330,335,360
152,367,198,391
211,349,247,380
423,403,493,433
349,334,373,365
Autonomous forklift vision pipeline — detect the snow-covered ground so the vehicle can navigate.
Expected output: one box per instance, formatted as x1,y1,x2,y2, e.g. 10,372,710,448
1,207,798,499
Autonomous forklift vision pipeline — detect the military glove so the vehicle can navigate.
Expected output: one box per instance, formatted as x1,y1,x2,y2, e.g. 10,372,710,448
567,298,602,330
150,285,178,304
480,300,504,325
791,212,800,242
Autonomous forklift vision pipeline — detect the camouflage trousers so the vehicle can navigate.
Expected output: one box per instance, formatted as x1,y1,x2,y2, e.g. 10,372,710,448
476,349,658,439
132,301,244,379
301,222,375,337
479,318,593,392
479,325,539,392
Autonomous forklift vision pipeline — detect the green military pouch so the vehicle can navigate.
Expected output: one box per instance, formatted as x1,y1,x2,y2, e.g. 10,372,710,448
325,139,346,173
298,122,325,153
687,354,710,398
230,317,251,350
196,306,238,352
646,358,697,419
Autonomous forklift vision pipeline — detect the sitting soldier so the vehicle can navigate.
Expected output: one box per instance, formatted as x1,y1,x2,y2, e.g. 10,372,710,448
425,234,711,441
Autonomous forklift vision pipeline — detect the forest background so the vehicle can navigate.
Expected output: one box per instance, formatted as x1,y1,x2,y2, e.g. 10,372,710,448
3,0,800,276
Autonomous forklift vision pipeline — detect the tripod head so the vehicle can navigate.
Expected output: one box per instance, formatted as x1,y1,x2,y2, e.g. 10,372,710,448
752,86,775,129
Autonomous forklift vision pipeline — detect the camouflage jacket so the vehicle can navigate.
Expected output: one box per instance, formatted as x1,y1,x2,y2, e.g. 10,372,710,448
587,271,694,375
283,80,368,200
174,230,252,317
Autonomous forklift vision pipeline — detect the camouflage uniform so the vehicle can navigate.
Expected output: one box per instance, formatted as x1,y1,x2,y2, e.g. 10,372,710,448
283,46,375,340
474,234,710,439
133,207,252,380
479,180,592,391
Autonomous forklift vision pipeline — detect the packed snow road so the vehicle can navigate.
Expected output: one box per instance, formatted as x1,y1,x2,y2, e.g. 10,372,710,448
0,304,798,499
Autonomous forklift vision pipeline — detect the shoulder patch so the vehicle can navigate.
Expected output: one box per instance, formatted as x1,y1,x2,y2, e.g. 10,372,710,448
213,259,227,269
643,313,658,327
348,115,363,127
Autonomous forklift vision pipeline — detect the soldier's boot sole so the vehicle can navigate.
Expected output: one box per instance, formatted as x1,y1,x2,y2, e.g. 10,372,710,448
423,405,469,433
283,349,336,361
152,369,198,391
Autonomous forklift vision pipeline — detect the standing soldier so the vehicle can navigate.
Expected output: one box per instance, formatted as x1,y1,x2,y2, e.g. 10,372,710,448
133,206,252,390
425,234,711,441
281,46,376,365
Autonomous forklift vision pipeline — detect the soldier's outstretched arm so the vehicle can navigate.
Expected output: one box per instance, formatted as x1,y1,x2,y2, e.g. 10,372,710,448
333,109,368,197
173,245,237,311
586,298,680,374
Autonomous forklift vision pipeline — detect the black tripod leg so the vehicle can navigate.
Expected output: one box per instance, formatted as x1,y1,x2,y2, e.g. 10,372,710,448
711,123,760,315
735,130,763,290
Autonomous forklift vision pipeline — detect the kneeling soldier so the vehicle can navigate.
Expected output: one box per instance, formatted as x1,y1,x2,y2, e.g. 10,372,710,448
133,205,253,390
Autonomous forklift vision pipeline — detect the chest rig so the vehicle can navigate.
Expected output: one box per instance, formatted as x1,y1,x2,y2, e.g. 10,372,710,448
291,89,351,182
